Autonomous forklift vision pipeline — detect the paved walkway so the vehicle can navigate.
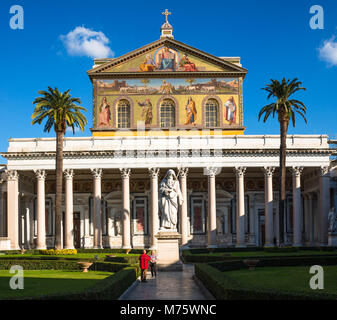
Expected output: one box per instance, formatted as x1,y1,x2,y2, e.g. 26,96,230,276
124,264,208,300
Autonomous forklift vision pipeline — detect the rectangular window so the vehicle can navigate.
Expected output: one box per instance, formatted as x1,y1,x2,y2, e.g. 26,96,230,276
132,196,148,235
190,196,206,235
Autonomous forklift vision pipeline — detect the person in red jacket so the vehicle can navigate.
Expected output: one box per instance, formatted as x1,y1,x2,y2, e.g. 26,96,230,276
139,250,151,282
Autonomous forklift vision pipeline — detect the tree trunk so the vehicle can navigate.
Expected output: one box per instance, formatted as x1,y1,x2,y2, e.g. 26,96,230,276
54,131,64,249
278,120,288,246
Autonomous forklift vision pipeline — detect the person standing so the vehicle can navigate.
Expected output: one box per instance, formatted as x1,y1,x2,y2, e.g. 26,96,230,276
139,250,151,282
150,250,158,278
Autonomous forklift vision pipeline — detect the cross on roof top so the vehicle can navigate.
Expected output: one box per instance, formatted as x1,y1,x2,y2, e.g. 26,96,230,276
162,9,171,24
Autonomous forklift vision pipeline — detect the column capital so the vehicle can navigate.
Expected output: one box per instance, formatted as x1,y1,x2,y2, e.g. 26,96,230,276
63,169,74,180
320,166,329,177
234,166,246,178
148,167,160,178
34,169,46,180
204,167,221,177
262,166,275,178
120,168,131,179
5,170,19,181
178,167,189,178
91,168,102,179
291,166,303,177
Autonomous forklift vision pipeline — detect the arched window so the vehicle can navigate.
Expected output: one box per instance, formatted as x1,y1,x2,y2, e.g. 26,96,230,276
160,99,175,127
205,99,219,127
117,100,130,128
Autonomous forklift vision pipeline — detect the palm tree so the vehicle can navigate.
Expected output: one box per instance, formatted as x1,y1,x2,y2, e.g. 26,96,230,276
258,78,307,246
141,79,150,88
185,78,195,86
32,87,87,249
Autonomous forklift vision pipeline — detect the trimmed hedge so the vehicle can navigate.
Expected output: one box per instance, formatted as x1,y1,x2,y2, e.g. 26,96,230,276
209,255,337,272
195,263,337,300
76,248,144,254
105,255,140,264
38,249,77,255
0,259,129,273
182,248,337,264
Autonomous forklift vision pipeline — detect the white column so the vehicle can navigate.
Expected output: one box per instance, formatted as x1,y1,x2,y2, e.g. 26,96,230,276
178,167,188,246
120,168,131,249
6,171,20,249
320,166,330,246
263,167,275,247
149,168,160,249
207,167,218,248
64,169,74,249
235,167,246,247
291,167,303,247
34,169,46,250
91,168,102,249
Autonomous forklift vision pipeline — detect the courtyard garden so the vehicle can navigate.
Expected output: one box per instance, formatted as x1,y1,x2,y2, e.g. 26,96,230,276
0,249,143,300
190,246,337,300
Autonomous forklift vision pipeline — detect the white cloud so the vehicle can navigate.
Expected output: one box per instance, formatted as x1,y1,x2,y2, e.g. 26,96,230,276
319,36,337,66
60,26,114,59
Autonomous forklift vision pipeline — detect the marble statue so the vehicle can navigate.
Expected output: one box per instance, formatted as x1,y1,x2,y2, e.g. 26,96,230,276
328,207,337,233
159,169,183,230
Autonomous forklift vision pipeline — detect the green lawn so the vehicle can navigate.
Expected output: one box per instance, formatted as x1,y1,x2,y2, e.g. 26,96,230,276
224,266,337,295
0,270,113,299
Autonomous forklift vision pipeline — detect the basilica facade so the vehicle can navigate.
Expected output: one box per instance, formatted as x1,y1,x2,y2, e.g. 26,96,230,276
0,18,336,250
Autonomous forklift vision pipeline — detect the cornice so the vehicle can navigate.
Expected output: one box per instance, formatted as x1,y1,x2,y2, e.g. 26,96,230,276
1,148,332,160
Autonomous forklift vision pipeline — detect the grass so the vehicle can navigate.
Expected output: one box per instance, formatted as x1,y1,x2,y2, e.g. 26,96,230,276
0,270,113,299
223,266,337,295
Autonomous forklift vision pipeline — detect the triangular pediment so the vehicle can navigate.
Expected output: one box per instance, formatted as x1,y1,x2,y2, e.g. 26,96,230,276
87,38,247,77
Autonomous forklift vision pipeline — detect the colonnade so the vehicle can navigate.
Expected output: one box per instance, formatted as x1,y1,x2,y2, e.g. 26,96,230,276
4,166,331,249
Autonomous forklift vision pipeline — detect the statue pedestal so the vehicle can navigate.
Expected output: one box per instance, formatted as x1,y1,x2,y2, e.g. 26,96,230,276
328,233,337,246
155,231,183,271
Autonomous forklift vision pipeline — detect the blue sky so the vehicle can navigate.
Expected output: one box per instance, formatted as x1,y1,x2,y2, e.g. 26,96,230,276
0,0,336,161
